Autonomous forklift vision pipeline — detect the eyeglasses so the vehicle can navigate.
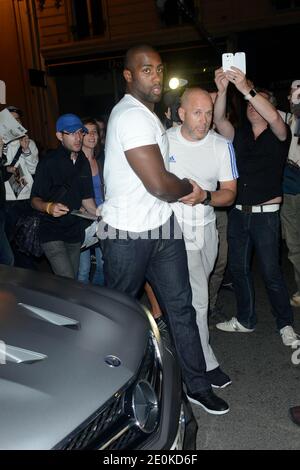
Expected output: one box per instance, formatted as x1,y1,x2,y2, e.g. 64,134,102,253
61,129,86,136
86,130,99,136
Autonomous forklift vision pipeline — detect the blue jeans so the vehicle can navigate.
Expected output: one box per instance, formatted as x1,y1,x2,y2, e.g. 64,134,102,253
0,208,14,266
228,208,293,330
78,245,104,286
101,216,210,393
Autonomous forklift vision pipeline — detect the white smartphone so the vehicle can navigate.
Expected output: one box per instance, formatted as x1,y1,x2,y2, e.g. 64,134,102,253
222,52,246,74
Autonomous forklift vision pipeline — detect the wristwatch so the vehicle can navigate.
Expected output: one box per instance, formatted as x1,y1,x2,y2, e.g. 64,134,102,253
202,190,211,206
244,89,257,100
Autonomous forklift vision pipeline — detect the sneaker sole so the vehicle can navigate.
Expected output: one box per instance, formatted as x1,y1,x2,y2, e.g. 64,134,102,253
216,325,254,333
211,380,232,389
187,395,230,415
282,340,300,348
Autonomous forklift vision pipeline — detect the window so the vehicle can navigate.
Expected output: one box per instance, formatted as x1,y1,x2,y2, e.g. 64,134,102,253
156,0,196,27
71,0,105,40
271,0,300,10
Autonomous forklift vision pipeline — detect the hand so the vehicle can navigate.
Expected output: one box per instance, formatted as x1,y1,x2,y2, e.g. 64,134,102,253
6,165,17,174
79,206,87,214
178,179,206,206
96,205,102,217
164,108,172,120
50,202,69,218
214,67,229,93
224,66,250,95
14,167,21,181
20,135,30,153
291,88,300,105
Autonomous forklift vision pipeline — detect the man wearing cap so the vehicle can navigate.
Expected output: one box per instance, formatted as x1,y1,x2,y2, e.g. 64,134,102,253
280,80,300,308
31,114,97,279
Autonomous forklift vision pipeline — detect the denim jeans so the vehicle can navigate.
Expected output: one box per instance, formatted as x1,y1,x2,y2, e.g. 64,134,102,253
78,245,104,286
209,209,228,310
101,216,210,393
228,208,293,330
0,208,14,266
281,194,300,292
42,240,81,279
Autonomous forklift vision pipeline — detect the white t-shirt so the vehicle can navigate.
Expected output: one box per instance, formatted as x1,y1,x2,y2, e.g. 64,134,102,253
168,126,238,233
102,94,172,231
4,139,38,201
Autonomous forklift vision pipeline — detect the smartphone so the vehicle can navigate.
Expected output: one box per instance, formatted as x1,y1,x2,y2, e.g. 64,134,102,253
222,52,246,74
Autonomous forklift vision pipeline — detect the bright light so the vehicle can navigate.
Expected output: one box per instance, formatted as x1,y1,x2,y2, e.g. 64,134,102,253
169,77,180,89
168,77,188,90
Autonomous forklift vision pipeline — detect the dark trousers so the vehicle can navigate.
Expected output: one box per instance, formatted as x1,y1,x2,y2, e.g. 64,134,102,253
101,216,210,393
5,200,37,269
228,208,293,330
42,240,81,279
0,208,14,266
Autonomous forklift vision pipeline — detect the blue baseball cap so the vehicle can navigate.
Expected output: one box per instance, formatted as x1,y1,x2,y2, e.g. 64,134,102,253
56,114,88,133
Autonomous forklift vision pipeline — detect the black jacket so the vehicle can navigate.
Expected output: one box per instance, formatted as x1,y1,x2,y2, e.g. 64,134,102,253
0,159,10,208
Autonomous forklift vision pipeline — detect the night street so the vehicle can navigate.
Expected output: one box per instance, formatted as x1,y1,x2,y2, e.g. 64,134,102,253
192,242,300,450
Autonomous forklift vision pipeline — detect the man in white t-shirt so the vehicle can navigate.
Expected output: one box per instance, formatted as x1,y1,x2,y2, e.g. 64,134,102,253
168,87,237,388
100,44,229,415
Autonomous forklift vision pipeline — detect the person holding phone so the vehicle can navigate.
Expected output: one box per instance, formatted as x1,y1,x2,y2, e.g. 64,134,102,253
213,66,299,348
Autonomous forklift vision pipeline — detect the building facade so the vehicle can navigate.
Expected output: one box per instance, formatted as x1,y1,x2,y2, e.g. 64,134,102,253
1,0,299,149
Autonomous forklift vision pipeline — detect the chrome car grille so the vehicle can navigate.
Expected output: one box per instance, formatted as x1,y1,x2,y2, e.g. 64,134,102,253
55,333,162,450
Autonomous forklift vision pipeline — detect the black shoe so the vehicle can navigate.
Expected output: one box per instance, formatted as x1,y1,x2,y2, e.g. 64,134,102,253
187,389,229,415
289,406,300,426
206,367,232,389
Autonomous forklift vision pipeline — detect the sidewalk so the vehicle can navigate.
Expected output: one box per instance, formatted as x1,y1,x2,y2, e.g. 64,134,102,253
194,244,300,450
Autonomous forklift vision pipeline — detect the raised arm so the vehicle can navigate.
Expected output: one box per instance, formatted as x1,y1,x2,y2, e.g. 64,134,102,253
125,144,193,202
226,66,287,141
213,68,235,141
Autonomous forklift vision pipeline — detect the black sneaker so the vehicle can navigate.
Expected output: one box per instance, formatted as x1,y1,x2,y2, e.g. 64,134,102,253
206,367,232,389
289,406,300,426
187,389,229,415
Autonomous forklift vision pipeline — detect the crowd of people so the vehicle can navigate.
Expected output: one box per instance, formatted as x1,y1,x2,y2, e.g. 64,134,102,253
0,44,300,422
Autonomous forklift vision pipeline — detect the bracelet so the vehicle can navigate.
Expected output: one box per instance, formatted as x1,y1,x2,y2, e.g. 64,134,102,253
244,89,257,101
46,202,53,215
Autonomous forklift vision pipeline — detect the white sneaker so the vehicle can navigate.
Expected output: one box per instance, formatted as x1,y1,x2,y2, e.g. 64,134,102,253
280,326,300,348
290,292,300,308
216,317,254,333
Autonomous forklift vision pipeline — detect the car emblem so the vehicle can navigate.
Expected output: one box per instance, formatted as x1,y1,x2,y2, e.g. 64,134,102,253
104,355,121,367
132,380,159,433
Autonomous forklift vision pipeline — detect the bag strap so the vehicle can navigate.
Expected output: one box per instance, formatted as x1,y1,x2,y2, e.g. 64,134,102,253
10,145,23,167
